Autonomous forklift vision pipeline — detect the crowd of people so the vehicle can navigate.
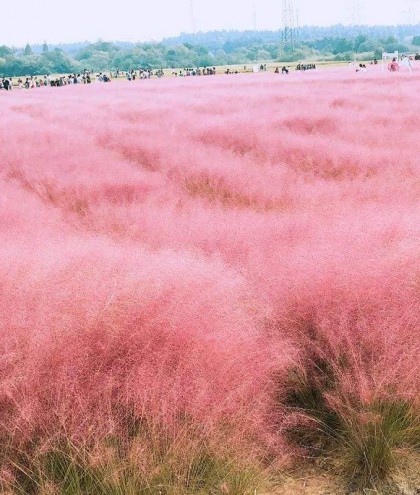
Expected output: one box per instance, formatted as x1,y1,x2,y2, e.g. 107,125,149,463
2,56,418,91
115,67,217,78
392,55,414,72
350,54,416,73
0,70,112,90
172,67,217,76
127,66,219,78
295,63,317,71
0,66,221,90
0,62,346,90
121,69,164,80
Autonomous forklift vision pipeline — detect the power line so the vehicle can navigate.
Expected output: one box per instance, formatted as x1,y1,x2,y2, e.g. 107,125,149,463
281,0,299,49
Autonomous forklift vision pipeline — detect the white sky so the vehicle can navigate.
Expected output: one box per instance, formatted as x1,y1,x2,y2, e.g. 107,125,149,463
2,0,419,46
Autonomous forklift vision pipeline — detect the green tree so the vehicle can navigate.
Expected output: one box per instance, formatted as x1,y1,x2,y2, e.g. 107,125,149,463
43,48,78,73
412,36,420,46
24,43,33,56
332,38,354,55
384,42,409,53
374,47,385,59
0,45,14,57
85,51,111,71
42,42,49,53
354,34,368,51
384,35,397,44
357,40,378,53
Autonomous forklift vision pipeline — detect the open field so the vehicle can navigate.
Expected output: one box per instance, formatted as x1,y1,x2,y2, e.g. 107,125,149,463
0,66,419,494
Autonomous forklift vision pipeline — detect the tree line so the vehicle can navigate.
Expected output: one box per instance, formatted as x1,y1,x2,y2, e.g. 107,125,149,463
1,25,419,77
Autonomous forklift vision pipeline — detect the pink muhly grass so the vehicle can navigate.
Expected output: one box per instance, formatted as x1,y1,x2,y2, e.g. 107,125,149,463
0,65,419,489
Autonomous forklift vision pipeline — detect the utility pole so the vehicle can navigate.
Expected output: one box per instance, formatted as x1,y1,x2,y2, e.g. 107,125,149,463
281,0,299,49
402,0,418,24
190,0,197,33
350,0,362,25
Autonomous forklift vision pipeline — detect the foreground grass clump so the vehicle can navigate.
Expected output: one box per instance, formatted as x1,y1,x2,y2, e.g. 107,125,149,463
279,305,420,490
0,67,419,492
339,399,420,487
1,430,265,494
283,364,420,489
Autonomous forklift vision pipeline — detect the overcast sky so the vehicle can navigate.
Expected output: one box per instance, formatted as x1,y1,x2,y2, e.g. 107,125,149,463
2,0,419,46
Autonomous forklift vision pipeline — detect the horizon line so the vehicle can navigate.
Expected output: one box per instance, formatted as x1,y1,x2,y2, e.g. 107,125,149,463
12,21,420,49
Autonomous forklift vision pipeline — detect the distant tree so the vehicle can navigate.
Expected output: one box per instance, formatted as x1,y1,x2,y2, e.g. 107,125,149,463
334,51,354,61
384,42,409,53
354,34,368,51
2,56,50,76
332,38,354,55
2,25,418,78
252,49,268,61
374,47,385,59
84,51,111,71
76,41,119,63
357,40,378,53
223,41,237,54
0,45,14,57
93,41,120,52
43,48,78,73
24,43,33,56
384,35,397,45
279,48,307,62
193,45,209,56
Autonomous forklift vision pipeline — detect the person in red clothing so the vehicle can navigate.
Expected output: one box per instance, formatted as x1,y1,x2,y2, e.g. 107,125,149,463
388,58,400,72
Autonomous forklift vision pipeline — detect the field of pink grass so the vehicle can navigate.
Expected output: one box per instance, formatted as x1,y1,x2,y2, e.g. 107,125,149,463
0,66,419,493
